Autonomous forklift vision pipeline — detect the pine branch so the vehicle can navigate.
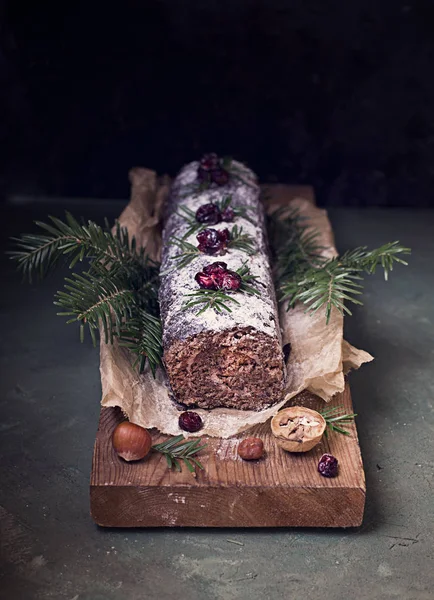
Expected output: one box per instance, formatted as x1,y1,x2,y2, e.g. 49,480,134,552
54,263,135,345
269,208,411,323
267,208,324,283
117,309,163,376
9,212,153,282
280,260,365,323
339,242,410,280
54,261,162,373
10,213,163,375
320,406,357,437
152,435,207,473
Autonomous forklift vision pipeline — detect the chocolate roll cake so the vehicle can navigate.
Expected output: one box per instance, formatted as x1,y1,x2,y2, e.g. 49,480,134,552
159,155,285,410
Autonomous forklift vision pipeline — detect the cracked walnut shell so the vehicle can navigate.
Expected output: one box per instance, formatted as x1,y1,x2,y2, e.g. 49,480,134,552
271,406,326,452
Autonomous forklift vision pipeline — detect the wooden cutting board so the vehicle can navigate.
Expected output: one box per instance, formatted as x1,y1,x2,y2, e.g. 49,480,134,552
90,383,365,527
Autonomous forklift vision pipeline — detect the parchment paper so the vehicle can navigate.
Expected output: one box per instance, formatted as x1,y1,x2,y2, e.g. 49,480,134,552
100,169,373,438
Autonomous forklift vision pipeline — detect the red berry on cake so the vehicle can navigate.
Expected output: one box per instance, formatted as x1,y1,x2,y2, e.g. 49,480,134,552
197,228,230,255
195,203,222,225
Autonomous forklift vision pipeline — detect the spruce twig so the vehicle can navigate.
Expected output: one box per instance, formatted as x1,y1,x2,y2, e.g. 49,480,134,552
320,406,357,437
268,209,411,323
9,213,163,374
9,212,153,282
237,261,262,296
215,195,256,224
168,237,200,269
117,310,163,376
227,225,256,255
152,435,207,473
183,289,240,315
54,264,135,346
177,206,206,238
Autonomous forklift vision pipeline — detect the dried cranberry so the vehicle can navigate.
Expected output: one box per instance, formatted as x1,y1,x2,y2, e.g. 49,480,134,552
197,228,229,255
220,270,241,291
211,168,230,186
196,262,226,290
195,262,241,291
318,453,339,478
221,206,235,221
199,153,219,171
203,262,227,274
197,154,220,185
179,411,203,433
195,203,221,225
195,272,216,289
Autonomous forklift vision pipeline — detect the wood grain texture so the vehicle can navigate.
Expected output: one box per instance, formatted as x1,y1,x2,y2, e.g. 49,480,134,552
90,383,366,528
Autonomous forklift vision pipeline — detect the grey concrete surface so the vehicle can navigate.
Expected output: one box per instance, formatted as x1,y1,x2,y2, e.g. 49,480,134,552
0,201,433,600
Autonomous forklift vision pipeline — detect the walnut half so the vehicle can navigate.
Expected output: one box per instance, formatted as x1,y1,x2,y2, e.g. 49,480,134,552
270,406,326,452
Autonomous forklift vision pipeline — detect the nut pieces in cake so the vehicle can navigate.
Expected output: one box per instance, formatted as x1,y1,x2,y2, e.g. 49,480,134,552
271,406,326,452
195,262,241,291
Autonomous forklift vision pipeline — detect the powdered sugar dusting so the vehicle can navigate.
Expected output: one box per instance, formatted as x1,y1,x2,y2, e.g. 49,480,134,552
159,160,281,347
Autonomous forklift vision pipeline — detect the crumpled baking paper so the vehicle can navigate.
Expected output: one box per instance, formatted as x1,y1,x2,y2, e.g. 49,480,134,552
100,169,373,438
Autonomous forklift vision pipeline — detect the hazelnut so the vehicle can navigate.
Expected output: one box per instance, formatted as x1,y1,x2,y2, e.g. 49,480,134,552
271,406,326,452
238,437,264,461
112,421,152,462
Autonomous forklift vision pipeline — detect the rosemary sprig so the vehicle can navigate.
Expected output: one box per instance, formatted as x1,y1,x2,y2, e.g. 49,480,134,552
152,435,207,473
320,406,357,437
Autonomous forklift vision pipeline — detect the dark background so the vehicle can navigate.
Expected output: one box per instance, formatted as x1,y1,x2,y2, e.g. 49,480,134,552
1,0,434,206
